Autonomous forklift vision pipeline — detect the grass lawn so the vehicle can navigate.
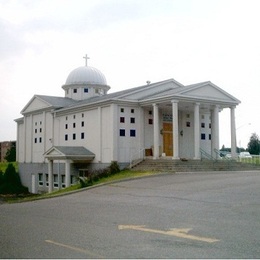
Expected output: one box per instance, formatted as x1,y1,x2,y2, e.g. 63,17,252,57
2,169,162,203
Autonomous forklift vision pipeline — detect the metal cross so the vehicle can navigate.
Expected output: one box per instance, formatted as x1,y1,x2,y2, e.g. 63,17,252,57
83,54,90,66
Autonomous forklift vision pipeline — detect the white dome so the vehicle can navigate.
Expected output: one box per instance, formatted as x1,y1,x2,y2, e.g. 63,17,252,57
65,66,107,86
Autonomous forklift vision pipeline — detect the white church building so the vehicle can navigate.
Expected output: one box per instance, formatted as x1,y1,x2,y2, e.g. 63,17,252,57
15,56,240,193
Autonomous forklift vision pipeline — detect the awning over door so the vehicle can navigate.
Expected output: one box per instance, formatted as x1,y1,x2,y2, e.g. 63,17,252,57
44,146,95,161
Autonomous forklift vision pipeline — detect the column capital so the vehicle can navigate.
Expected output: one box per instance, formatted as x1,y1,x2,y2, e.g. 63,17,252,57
194,102,200,106
171,99,179,104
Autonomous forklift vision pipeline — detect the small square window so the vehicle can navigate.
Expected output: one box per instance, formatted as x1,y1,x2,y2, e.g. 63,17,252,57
201,115,205,119
82,113,84,118
201,122,205,128
81,132,85,139
131,109,135,113
149,110,152,115
186,122,191,127
84,88,88,93
119,129,125,136
73,115,76,119
130,117,135,124
66,116,68,120
120,117,125,123
201,133,206,140
73,89,77,93
120,108,124,113
40,121,42,125
35,122,37,126
148,119,153,125
65,134,68,141
130,129,136,137
73,133,76,140
186,114,190,118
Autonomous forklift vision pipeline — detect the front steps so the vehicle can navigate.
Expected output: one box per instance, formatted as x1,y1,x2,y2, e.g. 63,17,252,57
131,158,260,172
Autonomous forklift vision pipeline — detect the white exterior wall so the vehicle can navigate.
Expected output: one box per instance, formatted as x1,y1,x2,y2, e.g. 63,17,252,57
199,113,212,154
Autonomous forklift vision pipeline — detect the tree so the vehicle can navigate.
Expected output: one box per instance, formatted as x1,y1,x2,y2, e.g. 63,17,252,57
247,133,260,155
4,147,16,162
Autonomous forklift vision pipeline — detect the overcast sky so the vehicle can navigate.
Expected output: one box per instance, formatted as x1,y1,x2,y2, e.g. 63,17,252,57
1,0,260,148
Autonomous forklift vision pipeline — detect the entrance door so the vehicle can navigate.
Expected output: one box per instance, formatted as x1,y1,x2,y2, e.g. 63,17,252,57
163,123,173,156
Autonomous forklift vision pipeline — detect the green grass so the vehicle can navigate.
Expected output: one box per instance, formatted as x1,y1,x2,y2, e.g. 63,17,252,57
3,169,160,203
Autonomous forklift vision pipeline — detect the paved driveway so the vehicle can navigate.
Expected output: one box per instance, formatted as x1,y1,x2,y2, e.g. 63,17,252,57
0,171,260,258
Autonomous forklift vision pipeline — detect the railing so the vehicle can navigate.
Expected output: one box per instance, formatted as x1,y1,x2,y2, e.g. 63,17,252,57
200,148,215,161
129,148,146,168
238,155,260,164
214,148,230,160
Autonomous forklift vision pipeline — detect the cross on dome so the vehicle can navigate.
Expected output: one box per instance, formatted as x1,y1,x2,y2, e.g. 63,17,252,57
83,54,90,66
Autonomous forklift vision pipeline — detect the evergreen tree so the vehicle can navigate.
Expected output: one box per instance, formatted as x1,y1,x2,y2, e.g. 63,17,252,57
4,147,16,162
247,133,260,155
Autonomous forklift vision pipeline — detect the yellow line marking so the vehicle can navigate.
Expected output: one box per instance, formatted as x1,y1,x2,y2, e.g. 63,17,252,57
45,239,104,258
118,225,219,243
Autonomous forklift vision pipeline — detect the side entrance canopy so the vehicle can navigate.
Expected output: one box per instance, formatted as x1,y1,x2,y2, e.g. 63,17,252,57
44,146,95,193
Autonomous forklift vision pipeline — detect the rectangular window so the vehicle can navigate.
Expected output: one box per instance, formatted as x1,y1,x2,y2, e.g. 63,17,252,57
73,133,76,140
201,133,206,140
35,129,37,134
84,88,88,93
201,115,205,119
39,137,42,143
61,175,65,188
65,124,68,129
120,117,125,123
81,132,85,139
209,123,211,129
38,173,43,186
66,116,68,120
81,121,84,127
82,113,84,118
65,134,68,141
73,115,76,119
119,129,125,136
131,109,135,113
209,134,211,140
186,114,190,118
130,129,136,137
120,108,124,113
73,89,77,93
201,122,205,128
45,173,49,187
186,122,191,127
130,117,135,124
40,128,42,133
149,110,152,115
73,123,76,128
54,174,59,188
148,119,153,125
34,138,37,143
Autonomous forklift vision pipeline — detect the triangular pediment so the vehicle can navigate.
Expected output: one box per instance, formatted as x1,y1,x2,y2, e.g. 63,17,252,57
45,147,65,157
21,95,52,114
177,82,240,103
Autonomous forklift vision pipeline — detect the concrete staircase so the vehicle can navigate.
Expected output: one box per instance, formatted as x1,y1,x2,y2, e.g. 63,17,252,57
131,158,260,172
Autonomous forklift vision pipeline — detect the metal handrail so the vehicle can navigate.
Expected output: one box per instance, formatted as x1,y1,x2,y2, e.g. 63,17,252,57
129,148,146,168
200,148,215,161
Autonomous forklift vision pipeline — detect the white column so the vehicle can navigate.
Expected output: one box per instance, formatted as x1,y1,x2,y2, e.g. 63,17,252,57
172,100,179,159
97,107,102,162
211,105,220,159
194,103,200,159
230,106,237,158
65,160,71,188
48,159,53,193
153,103,160,159
111,104,118,161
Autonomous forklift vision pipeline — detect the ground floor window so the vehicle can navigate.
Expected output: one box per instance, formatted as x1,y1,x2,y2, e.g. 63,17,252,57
38,173,43,186
54,174,59,188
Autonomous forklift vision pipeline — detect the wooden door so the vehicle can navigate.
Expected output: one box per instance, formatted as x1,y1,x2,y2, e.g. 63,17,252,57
163,123,173,156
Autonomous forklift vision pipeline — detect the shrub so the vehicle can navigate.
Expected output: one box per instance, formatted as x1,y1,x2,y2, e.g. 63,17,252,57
78,161,121,188
0,163,29,195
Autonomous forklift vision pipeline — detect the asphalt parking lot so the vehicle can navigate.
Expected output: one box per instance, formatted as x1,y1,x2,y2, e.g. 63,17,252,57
0,171,260,258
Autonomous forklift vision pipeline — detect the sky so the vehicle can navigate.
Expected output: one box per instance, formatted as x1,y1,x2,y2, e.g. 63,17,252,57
1,0,260,148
